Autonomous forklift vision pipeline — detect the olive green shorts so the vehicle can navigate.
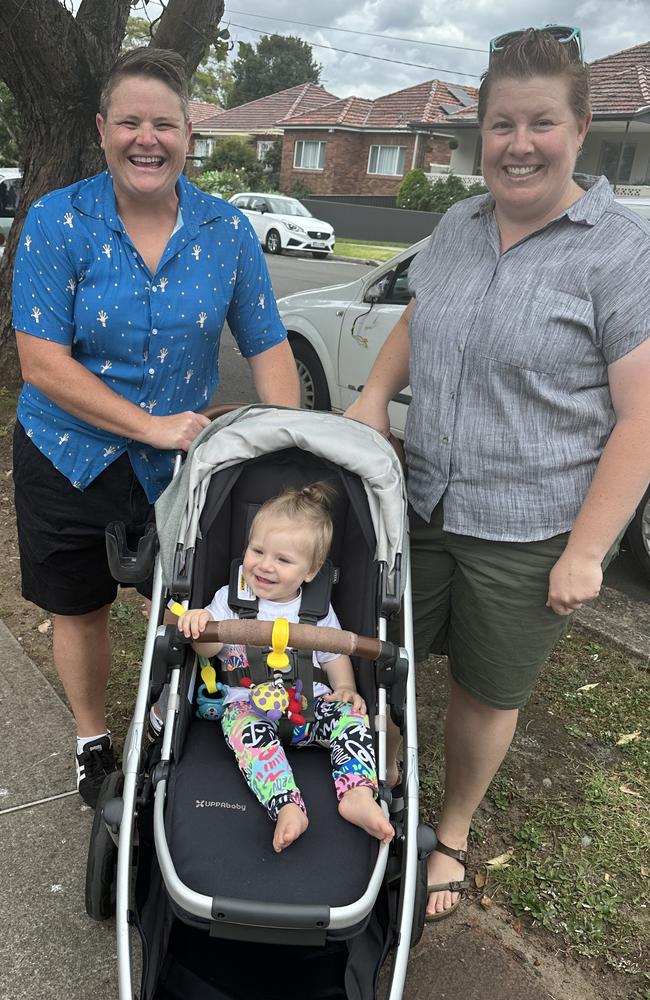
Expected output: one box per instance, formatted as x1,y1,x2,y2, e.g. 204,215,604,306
405,503,618,710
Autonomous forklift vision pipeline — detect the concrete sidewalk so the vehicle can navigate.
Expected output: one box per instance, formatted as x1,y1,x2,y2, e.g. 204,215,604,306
0,584,648,1000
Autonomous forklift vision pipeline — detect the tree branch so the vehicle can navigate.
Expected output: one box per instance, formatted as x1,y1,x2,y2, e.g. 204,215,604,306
76,0,131,48
0,0,76,96
153,0,225,76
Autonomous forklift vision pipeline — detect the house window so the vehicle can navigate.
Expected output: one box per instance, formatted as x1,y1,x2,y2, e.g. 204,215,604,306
598,140,636,183
193,138,214,161
368,145,407,176
256,140,275,161
293,140,326,170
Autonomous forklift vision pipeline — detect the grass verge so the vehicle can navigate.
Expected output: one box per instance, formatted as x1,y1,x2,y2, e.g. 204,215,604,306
334,239,409,262
484,632,649,981
416,631,649,990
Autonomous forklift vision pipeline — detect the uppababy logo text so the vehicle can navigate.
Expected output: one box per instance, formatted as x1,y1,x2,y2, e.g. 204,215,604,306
195,799,247,811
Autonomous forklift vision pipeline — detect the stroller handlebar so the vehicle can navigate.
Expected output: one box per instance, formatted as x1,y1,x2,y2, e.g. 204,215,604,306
199,402,245,421
186,619,392,663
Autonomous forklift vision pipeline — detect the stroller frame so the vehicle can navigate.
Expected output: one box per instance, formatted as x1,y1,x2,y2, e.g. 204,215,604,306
107,406,426,1000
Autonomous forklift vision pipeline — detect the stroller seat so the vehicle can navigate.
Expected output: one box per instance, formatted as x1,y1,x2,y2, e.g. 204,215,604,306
167,718,379,909
161,446,383,932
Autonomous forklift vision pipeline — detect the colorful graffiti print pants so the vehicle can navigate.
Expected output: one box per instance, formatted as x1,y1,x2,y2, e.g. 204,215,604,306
221,696,378,821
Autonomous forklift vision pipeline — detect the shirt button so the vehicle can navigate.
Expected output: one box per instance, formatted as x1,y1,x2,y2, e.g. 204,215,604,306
140,402,146,408
149,368,155,375
152,328,158,335
441,435,449,444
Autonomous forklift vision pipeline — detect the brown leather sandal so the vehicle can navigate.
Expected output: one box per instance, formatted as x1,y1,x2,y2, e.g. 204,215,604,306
425,840,471,922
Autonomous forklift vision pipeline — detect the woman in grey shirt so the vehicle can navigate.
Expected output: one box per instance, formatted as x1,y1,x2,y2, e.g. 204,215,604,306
347,26,650,920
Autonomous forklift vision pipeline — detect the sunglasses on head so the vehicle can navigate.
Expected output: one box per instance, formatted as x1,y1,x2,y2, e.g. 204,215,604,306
489,24,584,63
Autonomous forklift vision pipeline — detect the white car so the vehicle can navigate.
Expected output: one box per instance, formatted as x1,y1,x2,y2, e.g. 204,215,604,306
278,201,650,582
277,240,422,432
229,192,335,259
0,166,22,258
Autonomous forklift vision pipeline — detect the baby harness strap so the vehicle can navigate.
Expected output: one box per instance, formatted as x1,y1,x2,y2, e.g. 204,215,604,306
222,559,337,730
292,559,336,724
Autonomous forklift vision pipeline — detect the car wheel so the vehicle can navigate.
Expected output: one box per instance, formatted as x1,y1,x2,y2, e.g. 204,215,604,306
311,251,329,259
626,484,650,581
85,769,124,921
265,229,282,255
289,336,331,411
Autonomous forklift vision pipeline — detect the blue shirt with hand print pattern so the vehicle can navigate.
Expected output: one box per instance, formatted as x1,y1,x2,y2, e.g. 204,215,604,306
12,170,287,500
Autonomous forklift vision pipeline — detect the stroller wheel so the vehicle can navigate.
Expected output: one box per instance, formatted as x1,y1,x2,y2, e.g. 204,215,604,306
85,769,124,920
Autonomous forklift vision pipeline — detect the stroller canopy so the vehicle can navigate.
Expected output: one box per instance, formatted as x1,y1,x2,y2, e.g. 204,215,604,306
155,406,408,597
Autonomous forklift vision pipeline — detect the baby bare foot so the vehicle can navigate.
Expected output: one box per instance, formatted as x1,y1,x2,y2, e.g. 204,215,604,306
273,803,308,853
338,786,394,844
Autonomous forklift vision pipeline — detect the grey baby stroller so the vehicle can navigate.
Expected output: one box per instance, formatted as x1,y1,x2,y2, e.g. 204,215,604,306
85,405,435,999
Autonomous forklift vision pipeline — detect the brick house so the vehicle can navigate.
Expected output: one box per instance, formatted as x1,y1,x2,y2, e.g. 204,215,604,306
188,100,224,165
278,79,478,196
188,83,339,168
430,40,650,192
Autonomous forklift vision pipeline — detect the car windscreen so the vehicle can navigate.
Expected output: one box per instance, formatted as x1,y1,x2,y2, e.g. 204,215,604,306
267,197,311,217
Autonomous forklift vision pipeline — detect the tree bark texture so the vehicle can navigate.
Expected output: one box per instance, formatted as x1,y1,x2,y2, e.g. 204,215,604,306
0,0,225,385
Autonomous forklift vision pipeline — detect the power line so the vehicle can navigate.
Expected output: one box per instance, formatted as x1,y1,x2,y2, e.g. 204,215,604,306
227,22,481,79
226,8,487,55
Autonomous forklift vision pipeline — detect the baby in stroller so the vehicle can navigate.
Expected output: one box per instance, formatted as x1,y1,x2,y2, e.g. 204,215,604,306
177,482,394,853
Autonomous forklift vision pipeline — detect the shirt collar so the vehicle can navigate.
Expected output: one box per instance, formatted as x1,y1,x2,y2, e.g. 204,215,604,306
71,169,224,234
471,174,614,228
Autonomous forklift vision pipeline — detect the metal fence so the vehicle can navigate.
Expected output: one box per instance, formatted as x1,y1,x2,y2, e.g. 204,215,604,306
301,198,441,245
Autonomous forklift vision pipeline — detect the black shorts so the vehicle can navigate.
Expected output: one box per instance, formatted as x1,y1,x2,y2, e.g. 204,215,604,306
13,421,154,616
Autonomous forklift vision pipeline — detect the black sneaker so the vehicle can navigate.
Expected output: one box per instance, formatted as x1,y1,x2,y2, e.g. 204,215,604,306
75,735,117,808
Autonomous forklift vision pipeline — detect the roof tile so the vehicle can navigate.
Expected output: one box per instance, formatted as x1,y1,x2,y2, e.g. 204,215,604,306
282,78,478,129
196,83,339,132
188,100,224,125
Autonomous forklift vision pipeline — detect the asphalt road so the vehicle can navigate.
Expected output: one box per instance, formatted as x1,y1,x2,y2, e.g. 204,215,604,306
212,250,650,605
212,252,372,406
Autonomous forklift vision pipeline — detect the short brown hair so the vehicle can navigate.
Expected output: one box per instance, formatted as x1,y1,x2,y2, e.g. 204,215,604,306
478,29,590,125
250,482,336,574
99,47,190,120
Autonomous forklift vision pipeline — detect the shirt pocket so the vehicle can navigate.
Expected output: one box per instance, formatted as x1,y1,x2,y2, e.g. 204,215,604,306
480,289,596,375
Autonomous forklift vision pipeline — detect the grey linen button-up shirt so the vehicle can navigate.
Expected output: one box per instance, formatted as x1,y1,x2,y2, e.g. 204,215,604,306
406,175,650,541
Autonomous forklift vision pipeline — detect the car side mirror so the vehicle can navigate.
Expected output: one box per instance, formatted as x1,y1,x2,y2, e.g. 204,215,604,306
364,272,393,304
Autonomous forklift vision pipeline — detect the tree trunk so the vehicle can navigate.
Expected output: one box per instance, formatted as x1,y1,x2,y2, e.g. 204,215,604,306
0,0,225,386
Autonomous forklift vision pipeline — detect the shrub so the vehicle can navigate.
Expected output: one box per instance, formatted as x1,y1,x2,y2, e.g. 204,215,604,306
427,173,488,213
397,168,488,214
262,139,282,189
193,168,249,201
286,179,312,199
396,169,435,211
203,136,258,173
201,137,266,191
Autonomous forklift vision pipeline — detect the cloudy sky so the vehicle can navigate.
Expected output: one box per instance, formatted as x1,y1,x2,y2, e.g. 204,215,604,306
130,2,650,101
215,1,650,99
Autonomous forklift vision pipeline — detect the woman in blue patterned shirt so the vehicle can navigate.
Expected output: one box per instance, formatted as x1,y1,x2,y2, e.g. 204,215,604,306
12,48,299,807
